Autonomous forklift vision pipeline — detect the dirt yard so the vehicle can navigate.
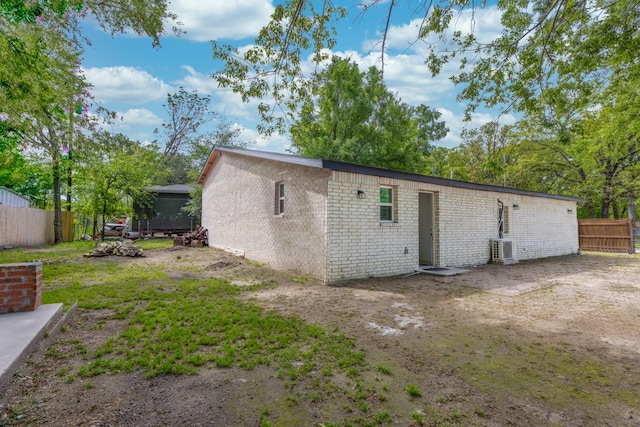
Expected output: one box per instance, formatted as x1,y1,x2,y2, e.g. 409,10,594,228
2,247,639,426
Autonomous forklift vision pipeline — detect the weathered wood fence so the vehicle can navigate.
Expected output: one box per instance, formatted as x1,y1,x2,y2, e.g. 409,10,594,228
578,218,635,253
0,206,73,247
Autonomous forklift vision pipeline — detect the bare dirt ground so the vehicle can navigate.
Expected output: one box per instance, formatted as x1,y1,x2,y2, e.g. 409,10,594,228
2,247,639,426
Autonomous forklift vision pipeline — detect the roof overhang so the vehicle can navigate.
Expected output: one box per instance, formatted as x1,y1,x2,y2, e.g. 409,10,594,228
196,147,582,203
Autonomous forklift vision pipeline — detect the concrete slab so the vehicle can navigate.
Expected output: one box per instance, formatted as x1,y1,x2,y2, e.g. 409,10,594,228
416,267,470,276
0,304,63,394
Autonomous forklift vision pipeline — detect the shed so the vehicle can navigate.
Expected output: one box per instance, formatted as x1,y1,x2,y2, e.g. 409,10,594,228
131,184,195,236
0,187,30,208
198,147,580,284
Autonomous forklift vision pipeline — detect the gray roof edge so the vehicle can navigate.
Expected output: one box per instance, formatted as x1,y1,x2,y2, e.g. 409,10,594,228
216,146,324,168
211,148,581,203
0,186,31,201
322,160,581,202
143,184,194,194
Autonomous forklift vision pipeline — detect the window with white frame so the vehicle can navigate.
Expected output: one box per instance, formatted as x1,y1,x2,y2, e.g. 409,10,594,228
379,186,394,222
276,182,285,215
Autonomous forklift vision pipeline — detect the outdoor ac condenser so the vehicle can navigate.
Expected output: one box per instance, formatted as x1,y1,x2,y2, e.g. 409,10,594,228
491,239,518,264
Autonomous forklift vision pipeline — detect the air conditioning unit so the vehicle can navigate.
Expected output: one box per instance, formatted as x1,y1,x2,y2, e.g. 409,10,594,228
491,239,518,264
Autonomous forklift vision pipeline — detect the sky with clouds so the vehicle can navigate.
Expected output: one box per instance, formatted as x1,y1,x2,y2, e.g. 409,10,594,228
81,0,515,153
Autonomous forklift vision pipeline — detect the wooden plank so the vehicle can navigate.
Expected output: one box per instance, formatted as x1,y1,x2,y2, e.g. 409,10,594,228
578,218,634,253
0,206,53,247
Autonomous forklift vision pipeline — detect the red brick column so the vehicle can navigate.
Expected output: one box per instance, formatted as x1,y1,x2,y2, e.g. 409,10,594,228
0,263,43,314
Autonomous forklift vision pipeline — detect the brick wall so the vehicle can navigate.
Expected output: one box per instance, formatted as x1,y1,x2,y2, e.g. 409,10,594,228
326,171,579,283
201,152,578,285
0,263,43,313
201,152,330,281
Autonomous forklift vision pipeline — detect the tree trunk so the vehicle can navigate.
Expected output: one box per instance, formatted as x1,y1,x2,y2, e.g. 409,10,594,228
601,198,610,218
630,196,637,227
52,152,64,243
101,198,107,241
67,150,72,211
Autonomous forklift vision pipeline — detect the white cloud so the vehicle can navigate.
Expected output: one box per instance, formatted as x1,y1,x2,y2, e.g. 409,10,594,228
101,108,163,141
85,66,173,104
353,6,504,107
175,65,219,94
119,108,163,126
371,6,503,53
234,124,290,153
169,0,274,42
175,66,268,121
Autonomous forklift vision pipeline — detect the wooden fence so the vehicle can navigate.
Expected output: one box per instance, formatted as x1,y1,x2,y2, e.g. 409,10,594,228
0,206,73,247
578,218,635,253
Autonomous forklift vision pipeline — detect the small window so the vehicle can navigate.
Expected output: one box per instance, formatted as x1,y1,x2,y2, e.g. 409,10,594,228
503,205,509,234
276,182,285,215
379,186,394,222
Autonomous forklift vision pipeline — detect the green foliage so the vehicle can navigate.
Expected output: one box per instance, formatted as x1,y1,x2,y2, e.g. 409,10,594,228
212,2,347,135
412,410,424,425
289,57,447,173
74,133,167,236
375,365,392,375
212,0,638,124
406,384,422,397
1,0,178,242
210,0,640,219
447,123,511,186
0,131,53,207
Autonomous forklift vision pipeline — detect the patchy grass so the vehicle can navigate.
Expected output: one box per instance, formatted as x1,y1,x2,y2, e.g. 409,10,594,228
406,384,422,397
67,277,366,381
0,241,95,264
2,243,403,426
6,244,636,425
135,238,173,251
0,238,172,266
424,325,640,411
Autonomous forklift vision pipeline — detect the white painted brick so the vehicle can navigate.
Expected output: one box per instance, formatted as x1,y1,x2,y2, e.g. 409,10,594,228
203,154,579,285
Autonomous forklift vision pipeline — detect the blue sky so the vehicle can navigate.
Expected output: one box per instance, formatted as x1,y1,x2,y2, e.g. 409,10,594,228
81,0,515,154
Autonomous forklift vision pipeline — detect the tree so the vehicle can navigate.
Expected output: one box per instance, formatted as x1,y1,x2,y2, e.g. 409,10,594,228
448,123,512,186
212,0,639,126
289,57,447,173
0,134,53,208
158,88,218,160
211,1,639,217
181,120,246,222
0,0,177,242
74,133,167,240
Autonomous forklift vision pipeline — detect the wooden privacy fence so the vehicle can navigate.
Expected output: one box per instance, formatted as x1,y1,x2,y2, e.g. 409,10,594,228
578,218,635,253
0,206,73,247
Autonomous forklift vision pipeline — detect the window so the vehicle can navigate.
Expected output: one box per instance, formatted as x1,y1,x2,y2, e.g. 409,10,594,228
276,182,285,215
379,186,394,222
503,205,509,234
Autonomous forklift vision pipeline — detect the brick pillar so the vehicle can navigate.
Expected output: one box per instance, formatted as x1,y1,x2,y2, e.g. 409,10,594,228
0,263,43,314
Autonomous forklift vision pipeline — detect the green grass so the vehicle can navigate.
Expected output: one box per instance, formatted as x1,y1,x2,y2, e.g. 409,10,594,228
0,239,172,266
0,241,96,264
425,325,640,411
376,364,392,375
1,243,395,425
406,384,421,397
136,238,173,251
68,276,366,378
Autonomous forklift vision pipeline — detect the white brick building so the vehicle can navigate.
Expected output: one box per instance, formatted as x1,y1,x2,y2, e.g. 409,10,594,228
198,147,580,284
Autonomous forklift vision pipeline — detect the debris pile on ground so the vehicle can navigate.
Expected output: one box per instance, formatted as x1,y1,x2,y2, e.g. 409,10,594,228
84,240,145,257
205,261,239,271
173,226,209,248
